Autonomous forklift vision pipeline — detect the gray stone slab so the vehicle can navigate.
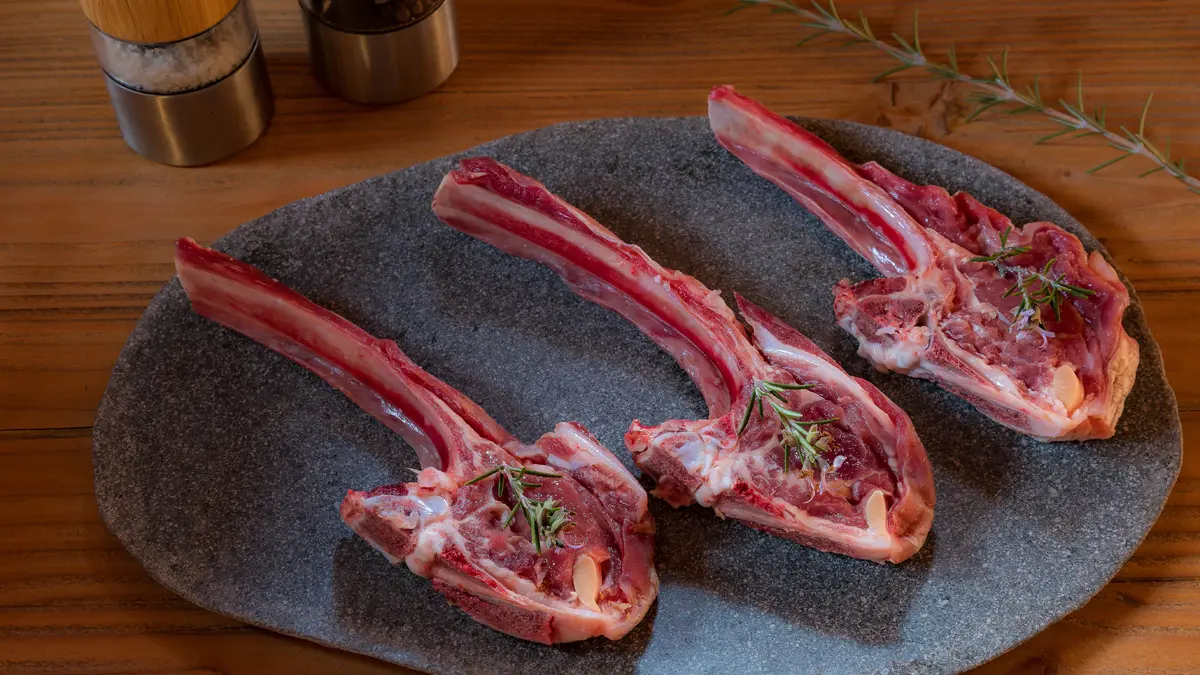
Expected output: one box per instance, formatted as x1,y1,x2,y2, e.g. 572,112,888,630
93,116,1181,675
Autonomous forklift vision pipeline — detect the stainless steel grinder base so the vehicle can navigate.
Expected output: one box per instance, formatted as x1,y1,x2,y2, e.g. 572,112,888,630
104,40,275,167
300,0,459,105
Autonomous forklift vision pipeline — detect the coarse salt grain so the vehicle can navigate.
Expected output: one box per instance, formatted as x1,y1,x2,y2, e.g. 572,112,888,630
90,0,257,94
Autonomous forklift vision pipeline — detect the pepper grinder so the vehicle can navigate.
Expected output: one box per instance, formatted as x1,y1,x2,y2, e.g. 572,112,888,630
82,0,274,166
300,0,459,105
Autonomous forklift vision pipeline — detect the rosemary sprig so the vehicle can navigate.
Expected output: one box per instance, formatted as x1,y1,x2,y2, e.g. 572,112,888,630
727,0,1200,194
738,380,840,478
464,464,572,554
969,226,1095,332
967,224,1030,264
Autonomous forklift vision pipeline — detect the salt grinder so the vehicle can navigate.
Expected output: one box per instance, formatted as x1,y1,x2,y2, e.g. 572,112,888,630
300,0,459,105
82,0,274,166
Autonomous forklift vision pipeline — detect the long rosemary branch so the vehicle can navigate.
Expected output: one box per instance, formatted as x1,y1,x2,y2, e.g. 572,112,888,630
728,0,1200,194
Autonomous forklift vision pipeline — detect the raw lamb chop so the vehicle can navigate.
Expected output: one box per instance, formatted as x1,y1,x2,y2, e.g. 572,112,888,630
432,158,935,564
174,238,657,644
708,85,1139,441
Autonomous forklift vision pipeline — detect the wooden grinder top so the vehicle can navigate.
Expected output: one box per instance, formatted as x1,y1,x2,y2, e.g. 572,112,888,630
81,0,242,44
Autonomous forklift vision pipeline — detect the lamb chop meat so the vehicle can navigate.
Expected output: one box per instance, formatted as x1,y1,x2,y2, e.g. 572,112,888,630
174,238,657,644
708,85,1139,441
432,158,934,564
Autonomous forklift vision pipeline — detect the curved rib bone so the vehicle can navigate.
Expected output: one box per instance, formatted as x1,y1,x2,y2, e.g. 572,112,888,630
428,160,762,418
175,238,658,643
433,160,935,563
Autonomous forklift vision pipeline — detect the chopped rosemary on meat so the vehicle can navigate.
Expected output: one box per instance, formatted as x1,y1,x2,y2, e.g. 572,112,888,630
464,465,572,554
738,380,840,479
970,226,1095,334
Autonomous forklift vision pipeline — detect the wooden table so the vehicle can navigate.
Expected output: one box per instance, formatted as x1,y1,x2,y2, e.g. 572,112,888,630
2,0,1197,672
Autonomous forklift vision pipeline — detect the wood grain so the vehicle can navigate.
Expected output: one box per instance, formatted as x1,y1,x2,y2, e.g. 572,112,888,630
1,0,1198,672
80,0,241,43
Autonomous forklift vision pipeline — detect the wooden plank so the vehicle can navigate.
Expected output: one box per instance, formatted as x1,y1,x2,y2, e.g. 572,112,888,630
976,580,1200,674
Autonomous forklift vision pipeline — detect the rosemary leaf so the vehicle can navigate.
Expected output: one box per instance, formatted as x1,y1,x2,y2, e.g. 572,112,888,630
858,10,874,40
1057,99,1083,119
811,0,834,21
1086,152,1134,174
1138,92,1154,137
965,99,1005,123
1117,125,1141,144
1026,76,1042,106
872,63,913,83
1034,129,1073,145
763,381,816,390
985,54,1003,82
462,467,501,485
912,8,921,54
738,392,756,434
796,30,831,47
826,0,841,21
1140,136,1167,163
